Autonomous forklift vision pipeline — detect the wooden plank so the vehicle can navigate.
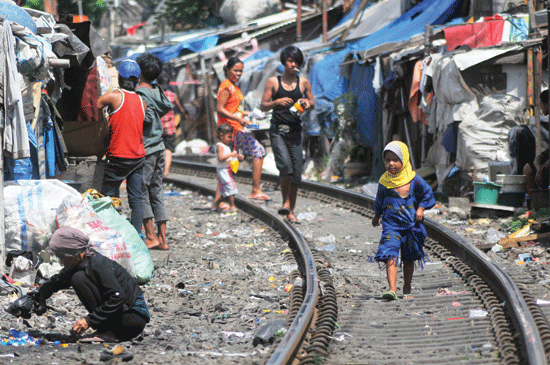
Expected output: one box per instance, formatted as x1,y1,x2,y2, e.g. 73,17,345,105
499,232,550,249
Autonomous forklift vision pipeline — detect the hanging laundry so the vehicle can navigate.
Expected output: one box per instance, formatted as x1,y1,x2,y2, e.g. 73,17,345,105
2,21,31,160
408,60,427,125
444,15,505,52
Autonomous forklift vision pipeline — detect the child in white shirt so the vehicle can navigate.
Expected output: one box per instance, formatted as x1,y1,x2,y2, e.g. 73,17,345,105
212,124,244,211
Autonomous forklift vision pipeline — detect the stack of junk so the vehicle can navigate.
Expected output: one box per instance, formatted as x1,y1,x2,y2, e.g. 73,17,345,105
0,3,154,286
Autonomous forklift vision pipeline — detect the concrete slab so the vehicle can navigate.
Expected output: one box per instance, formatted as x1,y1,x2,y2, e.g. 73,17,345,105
448,197,470,213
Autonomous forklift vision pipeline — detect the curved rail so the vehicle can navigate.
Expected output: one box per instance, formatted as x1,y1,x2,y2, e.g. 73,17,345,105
267,223,319,365
165,172,319,365
170,158,547,364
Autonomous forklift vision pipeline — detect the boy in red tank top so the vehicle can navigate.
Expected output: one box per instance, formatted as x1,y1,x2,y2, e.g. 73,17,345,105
98,60,147,236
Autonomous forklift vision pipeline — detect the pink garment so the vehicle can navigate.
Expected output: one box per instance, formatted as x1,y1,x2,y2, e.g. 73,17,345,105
408,60,427,125
444,16,504,51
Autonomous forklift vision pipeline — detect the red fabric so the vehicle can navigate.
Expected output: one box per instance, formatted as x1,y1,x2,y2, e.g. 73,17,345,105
107,90,146,159
78,66,99,123
126,22,147,36
408,60,427,125
444,17,504,51
161,90,177,135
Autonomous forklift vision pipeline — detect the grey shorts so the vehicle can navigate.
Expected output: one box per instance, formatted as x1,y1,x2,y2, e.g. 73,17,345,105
269,130,302,185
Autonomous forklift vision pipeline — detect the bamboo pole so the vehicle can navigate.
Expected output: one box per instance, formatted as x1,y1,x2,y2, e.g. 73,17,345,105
340,0,369,42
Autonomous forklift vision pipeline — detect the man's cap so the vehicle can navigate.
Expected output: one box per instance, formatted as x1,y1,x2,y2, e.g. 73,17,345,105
118,60,141,79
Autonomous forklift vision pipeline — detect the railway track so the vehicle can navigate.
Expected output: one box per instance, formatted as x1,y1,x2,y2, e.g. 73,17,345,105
168,158,550,365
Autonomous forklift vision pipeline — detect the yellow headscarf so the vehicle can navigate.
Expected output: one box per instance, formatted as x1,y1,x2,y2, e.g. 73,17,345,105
379,141,416,189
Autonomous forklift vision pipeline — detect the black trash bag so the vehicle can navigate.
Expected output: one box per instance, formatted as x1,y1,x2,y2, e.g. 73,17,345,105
252,320,287,347
6,250,42,269
7,292,47,319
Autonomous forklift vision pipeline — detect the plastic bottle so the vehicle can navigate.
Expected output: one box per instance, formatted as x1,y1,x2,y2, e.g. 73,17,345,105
289,100,305,118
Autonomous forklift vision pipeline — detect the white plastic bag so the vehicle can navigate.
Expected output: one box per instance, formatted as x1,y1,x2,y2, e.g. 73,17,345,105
55,198,135,277
220,0,280,25
4,180,81,254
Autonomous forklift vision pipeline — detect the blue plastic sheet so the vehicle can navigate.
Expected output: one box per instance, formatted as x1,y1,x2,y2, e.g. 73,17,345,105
310,0,465,103
442,123,458,154
302,97,336,137
346,63,378,146
4,124,38,182
308,0,465,144
118,35,219,63
0,2,37,34
243,49,274,63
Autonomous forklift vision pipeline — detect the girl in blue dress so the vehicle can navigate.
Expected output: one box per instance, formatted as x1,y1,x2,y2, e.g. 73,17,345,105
371,141,435,300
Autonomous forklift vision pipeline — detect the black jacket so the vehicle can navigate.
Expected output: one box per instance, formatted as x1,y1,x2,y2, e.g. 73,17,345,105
38,252,143,329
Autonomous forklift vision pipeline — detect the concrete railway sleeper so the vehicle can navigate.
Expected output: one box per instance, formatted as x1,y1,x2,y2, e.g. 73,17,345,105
169,159,548,364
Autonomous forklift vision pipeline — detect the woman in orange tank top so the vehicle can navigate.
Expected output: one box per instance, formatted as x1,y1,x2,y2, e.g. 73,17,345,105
216,57,270,202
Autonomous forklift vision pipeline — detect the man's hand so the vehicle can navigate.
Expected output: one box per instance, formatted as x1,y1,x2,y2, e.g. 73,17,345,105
71,318,89,335
300,98,313,109
371,215,381,227
277,97,293,107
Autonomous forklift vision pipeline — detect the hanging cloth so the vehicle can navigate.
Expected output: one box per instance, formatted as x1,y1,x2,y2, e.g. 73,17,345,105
3,21,30,159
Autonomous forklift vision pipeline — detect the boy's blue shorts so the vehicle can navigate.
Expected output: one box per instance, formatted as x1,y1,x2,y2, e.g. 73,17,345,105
374,223,427,262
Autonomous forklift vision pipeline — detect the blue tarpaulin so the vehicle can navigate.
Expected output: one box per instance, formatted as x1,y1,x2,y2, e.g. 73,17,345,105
121,35,220,63
310,0,465,102
243,49,274,63
345,63,378,146
308,0,464,147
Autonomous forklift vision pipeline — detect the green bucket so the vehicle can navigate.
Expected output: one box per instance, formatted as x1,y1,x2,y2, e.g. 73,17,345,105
473,181,502,205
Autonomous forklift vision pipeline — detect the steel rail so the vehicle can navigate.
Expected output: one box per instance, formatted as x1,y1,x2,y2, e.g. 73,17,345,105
165,172,319,365
170,158,547,364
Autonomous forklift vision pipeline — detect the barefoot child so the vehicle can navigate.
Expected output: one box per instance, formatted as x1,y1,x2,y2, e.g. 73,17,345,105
212,124,244,211
371,141,435,300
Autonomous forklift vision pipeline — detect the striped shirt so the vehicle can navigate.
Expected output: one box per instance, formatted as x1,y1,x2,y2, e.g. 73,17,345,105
161,90,177,135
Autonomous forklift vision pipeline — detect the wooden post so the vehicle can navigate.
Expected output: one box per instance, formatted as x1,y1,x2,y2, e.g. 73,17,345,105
527,48,534,118
322,0,327,43
399,86,416,169
535,46,542,156
297,0,302,41
199,54,213,145
422,23,433,163
44,0,57,17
